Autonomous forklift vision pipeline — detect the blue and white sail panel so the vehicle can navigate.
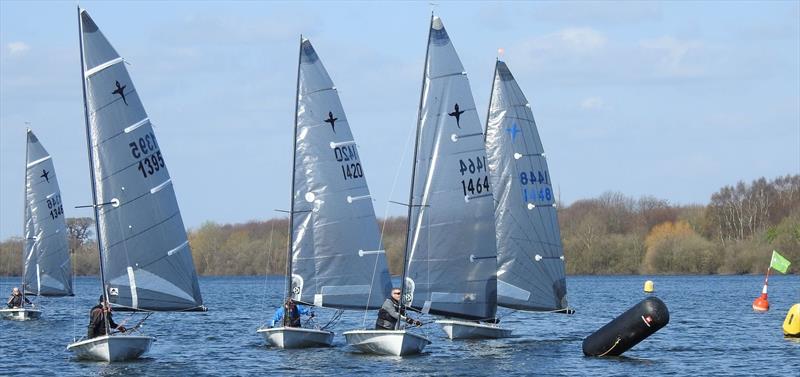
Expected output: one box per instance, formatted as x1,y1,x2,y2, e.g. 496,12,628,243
80,9,203,311
404,17,498,321
23,130,73,297
291,38,392,310
485,60,568,312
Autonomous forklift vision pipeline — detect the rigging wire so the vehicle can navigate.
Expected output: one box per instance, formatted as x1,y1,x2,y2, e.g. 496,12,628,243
363,106,418,328
260,219,277,328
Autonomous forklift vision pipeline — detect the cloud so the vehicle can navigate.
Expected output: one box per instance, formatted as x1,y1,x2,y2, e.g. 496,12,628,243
639,36,704,78
532,2,663,25
7,42,30,56
524,27,608,54
580,97,606,111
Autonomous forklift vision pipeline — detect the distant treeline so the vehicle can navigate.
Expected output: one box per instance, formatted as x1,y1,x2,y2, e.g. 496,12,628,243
1,175,797,276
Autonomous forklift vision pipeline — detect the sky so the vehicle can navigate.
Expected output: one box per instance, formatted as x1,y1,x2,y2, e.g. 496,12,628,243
1,1,798,240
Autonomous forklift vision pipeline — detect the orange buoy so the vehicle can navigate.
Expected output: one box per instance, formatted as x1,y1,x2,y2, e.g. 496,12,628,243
752,281,769,312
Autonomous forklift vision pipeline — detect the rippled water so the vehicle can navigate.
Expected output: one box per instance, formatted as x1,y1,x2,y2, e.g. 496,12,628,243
1,275,798,376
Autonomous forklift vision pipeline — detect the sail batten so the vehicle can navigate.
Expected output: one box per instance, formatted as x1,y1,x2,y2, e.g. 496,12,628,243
289,38,391,311
23,130,73,296
485,60,568,312
80,10,203,311
403,16,498,321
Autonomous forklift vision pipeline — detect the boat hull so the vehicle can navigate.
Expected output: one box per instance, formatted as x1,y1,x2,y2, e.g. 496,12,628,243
256,326,334,348
66,335,154,362
436,319,513,339
343,329,430,356
0,308,42,321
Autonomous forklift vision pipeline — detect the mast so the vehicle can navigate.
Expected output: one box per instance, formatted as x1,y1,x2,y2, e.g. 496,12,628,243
397,13,434,330
21,128,29,303
285,34,304,309
483,59,499,142
77,6,110,332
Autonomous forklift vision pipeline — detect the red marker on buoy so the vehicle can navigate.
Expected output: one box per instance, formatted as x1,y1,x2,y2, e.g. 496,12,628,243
752,269,770,312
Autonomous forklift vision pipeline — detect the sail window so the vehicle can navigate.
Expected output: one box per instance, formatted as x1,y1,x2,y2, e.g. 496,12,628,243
320,285,371,296
431,292,476,303
497,280,531,301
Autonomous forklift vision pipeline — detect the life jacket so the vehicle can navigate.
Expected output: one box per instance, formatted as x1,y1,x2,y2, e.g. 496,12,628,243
375,299,401,330
284,305,301,327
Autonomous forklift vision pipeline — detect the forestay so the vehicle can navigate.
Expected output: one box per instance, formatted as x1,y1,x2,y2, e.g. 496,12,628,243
485,61,568,312
404,16,497,320
290,39,391,310
79,10,203,311
24,130,73,297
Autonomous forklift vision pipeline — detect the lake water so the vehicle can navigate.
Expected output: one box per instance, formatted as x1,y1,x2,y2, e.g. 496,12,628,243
1,275,798,376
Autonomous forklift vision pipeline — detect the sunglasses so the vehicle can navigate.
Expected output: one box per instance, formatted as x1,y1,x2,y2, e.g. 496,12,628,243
392,292,401,295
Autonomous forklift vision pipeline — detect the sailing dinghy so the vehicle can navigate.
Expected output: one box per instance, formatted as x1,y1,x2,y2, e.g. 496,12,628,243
1,130,73,321
347,14,504,352
394,15,508,341
485,60,570,318
258,38,392,349
66,8,205,362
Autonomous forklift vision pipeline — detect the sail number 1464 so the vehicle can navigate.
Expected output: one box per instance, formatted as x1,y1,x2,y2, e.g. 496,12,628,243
459,157,490,196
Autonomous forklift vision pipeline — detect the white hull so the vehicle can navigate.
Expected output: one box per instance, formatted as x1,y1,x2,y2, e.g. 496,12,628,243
256,326,334,348
436,319,513,339
66,334,154,362
0,307,42,321
343,329,430,356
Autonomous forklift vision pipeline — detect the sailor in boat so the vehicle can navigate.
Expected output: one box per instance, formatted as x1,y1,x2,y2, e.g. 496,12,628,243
87,296,126,338
6,287,32,309
271,298,314,328
375,288,422,330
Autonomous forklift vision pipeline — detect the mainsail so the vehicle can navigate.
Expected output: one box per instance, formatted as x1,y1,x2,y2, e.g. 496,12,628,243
403,16,497,320
79,10,203,311
290,38,392,310
23,130,73,296
485,60,568,312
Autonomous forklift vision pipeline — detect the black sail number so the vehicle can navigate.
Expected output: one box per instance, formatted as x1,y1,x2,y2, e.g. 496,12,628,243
137,151,165,178
46,194,63,220
461,176,490,196
128,132,160,159
458,156,489,197
128,131,165,178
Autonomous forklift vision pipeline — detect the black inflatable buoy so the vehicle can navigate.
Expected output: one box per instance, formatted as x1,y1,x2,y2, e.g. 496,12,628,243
582,297,669,356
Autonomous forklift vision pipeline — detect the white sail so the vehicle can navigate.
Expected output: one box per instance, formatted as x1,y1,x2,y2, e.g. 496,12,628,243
23,130,73,296
290,38,392,310
485,60,568,311
403,16,497,320
79,9,203,311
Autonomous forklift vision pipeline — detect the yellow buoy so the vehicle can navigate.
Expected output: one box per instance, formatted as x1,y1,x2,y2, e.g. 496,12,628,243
644,280,654,293
784,303,800,338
